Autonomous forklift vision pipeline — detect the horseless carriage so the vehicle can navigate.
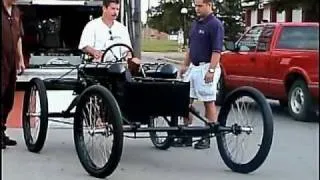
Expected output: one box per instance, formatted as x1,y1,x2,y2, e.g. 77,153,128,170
21,43,274,178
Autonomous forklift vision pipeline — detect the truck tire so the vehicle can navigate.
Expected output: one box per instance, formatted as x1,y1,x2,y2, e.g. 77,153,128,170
288,79,316,122
215,75,226,106
279,100,288,107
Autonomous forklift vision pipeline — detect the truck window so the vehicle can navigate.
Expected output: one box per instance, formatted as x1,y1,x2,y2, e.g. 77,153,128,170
256,25,275,52
276,26,319,50
236,26,264,52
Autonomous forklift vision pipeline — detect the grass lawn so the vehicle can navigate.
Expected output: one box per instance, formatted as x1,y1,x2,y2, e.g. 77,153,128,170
141,38,181,52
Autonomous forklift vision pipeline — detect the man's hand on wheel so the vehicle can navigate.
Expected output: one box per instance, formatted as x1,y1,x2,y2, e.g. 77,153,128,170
93,50,103,62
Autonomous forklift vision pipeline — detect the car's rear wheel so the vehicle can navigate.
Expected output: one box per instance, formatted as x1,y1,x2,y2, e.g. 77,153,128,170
288,79,316,122
279,100,288,107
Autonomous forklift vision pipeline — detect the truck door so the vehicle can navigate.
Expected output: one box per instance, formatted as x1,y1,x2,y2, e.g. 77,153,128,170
252,25,276,97
223,26,264,89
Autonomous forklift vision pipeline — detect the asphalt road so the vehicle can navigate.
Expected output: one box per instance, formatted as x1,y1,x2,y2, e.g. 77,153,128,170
2,102,319,180
2,53,319,180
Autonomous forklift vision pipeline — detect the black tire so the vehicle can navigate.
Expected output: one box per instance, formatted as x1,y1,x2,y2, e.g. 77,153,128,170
279,100,288,107
149,116,178,150
216,86,274,174
215,74,226,106
22,78,49,153
288,79,316,122
73,85,123,178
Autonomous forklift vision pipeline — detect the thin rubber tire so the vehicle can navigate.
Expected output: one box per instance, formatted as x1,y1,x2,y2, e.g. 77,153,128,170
149,116,178,150
216,86,273,173
22,78,49,153
73,85,123,178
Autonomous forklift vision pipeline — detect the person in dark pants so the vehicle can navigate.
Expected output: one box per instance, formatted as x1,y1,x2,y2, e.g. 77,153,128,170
1,0,25,149
174,0,224,149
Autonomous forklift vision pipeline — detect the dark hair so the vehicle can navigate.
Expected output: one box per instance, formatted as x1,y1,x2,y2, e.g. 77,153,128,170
202,0,213,4
103,0,119,7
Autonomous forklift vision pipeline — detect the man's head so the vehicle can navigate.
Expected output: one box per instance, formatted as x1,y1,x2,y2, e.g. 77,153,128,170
194,0,213,18
102,0,120,21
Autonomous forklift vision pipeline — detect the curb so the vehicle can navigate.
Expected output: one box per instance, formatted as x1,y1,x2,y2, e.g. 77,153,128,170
157,57,183,65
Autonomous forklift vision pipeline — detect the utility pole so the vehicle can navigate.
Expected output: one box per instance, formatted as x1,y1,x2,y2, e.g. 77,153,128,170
146,0,150,39
133,0,141,58
181,0,188,50
147,0,150,23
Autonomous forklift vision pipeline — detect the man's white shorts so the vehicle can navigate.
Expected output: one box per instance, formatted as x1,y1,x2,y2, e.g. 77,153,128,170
182,63,221,102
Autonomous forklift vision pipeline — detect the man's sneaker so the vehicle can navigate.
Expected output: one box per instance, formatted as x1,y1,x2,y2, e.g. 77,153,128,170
172,137,192,147
194,137,210,149
5,136,17,146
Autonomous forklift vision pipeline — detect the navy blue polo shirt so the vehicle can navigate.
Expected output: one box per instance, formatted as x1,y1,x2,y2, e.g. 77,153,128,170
189,14,224,65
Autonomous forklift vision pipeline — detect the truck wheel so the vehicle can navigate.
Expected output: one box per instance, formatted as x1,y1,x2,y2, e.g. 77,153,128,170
216,75,226,106
288,79,316,122
279,100,288,107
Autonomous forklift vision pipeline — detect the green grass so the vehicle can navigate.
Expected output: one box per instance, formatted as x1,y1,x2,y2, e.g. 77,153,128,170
141,38,180,52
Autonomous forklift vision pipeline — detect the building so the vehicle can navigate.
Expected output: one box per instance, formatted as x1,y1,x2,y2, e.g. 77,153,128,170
243,0,304,27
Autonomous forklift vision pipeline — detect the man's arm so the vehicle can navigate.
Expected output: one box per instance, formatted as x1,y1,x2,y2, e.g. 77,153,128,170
78,21,102,59
17,15,25,73
209,22,224,70
123,26,133,48
209,52,220,69
17,38,24,62
82,46,102,59
183,48,191,67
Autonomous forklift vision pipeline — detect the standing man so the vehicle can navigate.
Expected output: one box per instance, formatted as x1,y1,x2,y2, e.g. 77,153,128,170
79,0,139,64
177,0,224,149
1,0,25,149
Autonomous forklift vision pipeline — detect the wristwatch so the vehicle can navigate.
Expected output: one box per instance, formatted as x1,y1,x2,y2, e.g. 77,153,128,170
208,68,215,73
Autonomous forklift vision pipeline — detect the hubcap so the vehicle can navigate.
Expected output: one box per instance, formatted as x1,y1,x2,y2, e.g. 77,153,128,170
290,87,304,114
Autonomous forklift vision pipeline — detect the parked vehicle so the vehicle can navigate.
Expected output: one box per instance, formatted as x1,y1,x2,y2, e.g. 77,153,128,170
218,22,319,122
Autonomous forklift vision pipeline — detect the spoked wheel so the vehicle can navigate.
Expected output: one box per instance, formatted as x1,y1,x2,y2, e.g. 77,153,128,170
74,85,123,178
216,86,273,173
149,116,178,150
22,78,49,153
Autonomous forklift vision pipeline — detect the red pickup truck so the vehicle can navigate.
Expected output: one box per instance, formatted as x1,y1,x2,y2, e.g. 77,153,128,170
219,22,319,122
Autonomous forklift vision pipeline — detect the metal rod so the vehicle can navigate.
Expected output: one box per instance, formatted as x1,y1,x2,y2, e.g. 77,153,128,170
64,96,80,113
189,106,209,124
123,126,179,132
48,112,74,118
49,119,73,125
122,125,215,137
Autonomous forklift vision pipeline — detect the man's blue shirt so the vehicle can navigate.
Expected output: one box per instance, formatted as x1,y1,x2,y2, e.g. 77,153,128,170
189,14,224,65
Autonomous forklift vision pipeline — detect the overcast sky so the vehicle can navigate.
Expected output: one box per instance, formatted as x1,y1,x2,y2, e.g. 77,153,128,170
141,0,159,23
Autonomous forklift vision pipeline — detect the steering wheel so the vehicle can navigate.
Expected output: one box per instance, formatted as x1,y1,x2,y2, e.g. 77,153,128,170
101,43,134,63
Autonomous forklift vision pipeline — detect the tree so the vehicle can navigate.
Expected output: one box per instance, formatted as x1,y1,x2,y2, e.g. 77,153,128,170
147,0,245,40
215,0,245,40
147,1,188,33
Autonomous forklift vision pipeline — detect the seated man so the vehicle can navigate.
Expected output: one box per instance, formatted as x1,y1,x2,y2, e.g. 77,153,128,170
78,0,140,68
